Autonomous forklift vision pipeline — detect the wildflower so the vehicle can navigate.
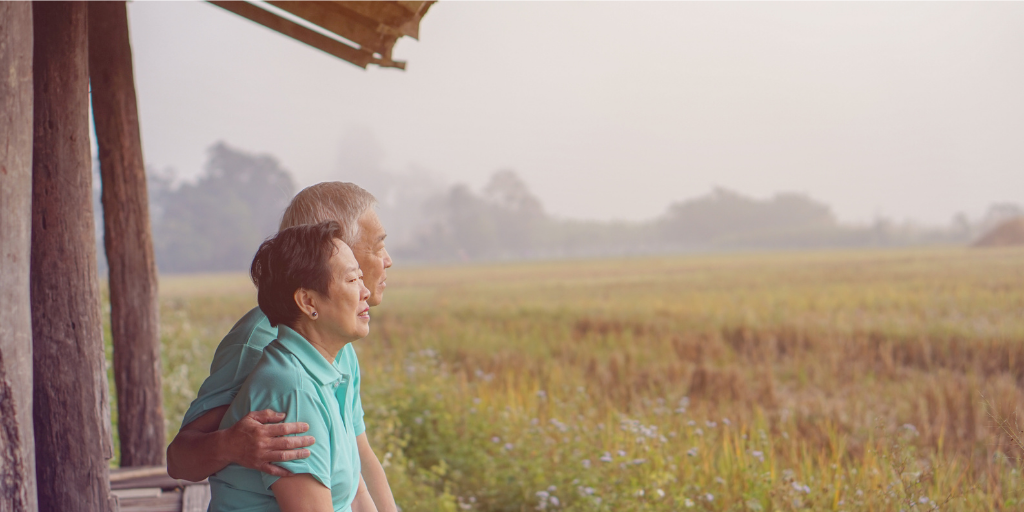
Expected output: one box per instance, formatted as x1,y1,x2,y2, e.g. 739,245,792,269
687,447,698,457
581,459,591,469
722,418,731,426
504,443,514,451
536,491,550,499
549,496,560,506
414,416,423,425
618,450,626,457
684,498,695,508
548,486,557,492
491,436,501,443
705,493,714,502
791,482,810,494
631,458,647,465
706,421,717,428
751,450,764,463
714,476,725,485
675,407,687,414
919,496,930,504
636,489,645,497
656,489,665,498
687,420,696,426
600,452,613,463
537,390,547,398
694,428,703,436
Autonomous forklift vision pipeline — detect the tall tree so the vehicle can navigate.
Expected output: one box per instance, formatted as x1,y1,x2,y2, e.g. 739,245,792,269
31,3,114,511
89,0,165,467
0,3,38,511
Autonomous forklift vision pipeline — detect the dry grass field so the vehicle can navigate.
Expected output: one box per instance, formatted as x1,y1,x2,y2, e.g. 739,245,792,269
107,247,1024,510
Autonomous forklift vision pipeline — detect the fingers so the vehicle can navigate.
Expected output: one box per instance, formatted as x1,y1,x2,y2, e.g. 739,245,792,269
260,463,294,478
260,421,310,437
267,435,315,451
267,448,311,462
248,409,287,424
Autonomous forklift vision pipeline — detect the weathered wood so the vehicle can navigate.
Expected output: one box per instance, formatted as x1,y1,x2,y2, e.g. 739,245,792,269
181,483,210,512
88,0,166,468
31,3,114,511
0,3,38,512
207,1,405,69
266,1,398,56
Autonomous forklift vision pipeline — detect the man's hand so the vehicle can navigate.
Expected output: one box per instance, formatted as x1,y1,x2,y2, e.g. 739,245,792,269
166,406,315,481
226,409,316,477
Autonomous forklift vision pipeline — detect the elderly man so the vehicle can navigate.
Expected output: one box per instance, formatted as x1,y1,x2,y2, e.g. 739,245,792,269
167,182,395,512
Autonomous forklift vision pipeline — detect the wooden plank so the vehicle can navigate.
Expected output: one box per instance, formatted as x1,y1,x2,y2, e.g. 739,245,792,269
116,488,181,512
209,2,406,69
267,1,397,56
88,0,166,468
110,466,171,483
0,2,39,511
30,2,115,511
112,488,162,500
182,482,211,512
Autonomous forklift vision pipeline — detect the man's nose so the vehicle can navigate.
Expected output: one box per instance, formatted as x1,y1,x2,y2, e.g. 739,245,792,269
383,248,393,269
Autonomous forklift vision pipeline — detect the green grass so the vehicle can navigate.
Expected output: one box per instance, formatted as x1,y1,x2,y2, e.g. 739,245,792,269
106,246,1024,510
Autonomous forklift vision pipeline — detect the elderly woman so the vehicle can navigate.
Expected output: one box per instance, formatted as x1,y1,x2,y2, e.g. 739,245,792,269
209,221,374,512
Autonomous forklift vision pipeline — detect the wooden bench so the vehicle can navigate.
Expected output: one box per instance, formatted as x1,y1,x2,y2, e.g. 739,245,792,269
110,466,209,512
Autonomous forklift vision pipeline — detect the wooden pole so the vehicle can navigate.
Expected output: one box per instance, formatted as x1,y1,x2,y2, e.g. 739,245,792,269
88,0,166,467
31,3,115,511
0,3,39,512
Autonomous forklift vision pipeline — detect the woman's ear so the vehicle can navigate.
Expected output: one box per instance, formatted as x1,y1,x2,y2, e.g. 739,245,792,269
294,288,318,320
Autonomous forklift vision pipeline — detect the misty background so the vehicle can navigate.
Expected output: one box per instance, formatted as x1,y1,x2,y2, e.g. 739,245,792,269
95,2,1024,272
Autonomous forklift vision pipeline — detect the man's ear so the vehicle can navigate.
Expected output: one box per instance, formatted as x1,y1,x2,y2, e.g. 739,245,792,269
294,288,318,320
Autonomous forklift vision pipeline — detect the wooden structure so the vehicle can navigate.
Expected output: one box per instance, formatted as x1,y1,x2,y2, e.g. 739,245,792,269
0,2,433,510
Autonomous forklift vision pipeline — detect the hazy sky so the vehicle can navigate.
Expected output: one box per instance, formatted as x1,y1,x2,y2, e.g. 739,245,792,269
125,1,1024,225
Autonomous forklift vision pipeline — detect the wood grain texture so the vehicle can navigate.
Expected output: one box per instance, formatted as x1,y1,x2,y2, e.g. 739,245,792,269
31,3,114,511
88,1,166,468
0,3,38,511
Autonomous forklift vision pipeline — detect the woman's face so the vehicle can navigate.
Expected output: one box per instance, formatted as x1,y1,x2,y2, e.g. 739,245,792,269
315,240,371,342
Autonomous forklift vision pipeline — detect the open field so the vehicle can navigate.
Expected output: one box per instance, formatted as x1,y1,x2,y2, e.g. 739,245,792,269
110,247,1024,510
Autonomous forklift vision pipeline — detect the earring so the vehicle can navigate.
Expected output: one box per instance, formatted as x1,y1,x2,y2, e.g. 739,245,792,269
311,311,318,318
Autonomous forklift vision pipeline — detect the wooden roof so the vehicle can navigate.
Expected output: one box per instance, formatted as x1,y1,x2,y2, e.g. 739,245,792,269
209,1,435,69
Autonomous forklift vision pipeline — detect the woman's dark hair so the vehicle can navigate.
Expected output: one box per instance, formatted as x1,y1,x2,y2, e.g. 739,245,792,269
250,221,345,327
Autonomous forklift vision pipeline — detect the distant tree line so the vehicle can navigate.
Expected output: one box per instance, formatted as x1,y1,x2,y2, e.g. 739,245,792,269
92,143,1020,273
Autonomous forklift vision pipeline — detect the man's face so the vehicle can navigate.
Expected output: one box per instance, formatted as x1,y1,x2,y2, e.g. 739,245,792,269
352,209,392,307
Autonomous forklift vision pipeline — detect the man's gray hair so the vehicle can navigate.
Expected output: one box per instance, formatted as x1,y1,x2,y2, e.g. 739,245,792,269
279,182,377,247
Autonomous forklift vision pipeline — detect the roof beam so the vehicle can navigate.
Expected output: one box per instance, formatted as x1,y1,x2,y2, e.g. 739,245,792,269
208,1,405,69
267,1,397,57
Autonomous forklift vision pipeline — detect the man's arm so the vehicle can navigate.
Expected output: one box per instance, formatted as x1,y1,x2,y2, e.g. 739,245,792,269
356,433,395,512
166,405,315,482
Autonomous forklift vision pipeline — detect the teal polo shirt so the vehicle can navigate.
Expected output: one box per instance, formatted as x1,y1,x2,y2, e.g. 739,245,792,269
181,307,365,437
208,324,362,512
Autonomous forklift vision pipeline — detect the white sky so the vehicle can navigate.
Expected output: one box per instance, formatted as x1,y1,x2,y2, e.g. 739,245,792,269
125,1,1024,225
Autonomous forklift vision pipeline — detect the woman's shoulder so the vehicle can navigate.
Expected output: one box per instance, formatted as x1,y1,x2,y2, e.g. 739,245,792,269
247,342,318,395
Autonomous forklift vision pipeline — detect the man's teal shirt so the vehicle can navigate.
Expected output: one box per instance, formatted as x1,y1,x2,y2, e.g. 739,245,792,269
183,307,365,511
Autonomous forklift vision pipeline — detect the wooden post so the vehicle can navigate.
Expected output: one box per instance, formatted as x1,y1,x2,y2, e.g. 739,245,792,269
88,0,166,467
0,3,38,512
31,3,115,511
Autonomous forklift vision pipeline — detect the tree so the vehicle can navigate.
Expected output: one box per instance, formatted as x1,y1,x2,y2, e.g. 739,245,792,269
153,142,296,273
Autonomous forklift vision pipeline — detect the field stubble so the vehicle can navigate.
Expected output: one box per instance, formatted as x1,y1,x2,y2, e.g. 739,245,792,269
119,247,1024,511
